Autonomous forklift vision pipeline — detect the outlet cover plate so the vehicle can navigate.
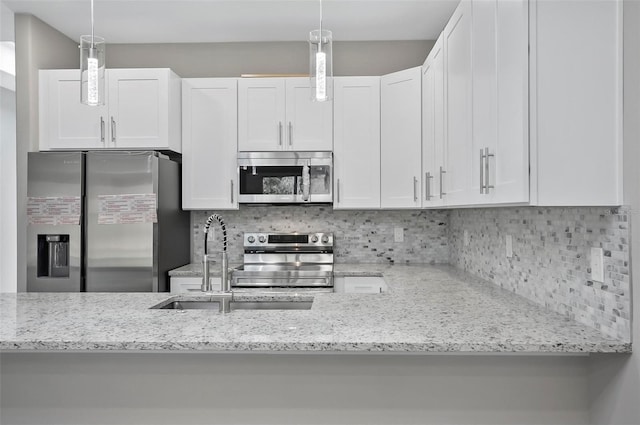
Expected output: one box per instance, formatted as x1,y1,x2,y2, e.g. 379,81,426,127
394,227,404,243
463,230,469,247
591,247,604,282
506,235,513,258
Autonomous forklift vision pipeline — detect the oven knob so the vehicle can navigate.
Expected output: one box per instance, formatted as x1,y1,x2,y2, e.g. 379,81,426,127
258,235,267,243
311,234,319,243
247,235,255,243
321,235,330,244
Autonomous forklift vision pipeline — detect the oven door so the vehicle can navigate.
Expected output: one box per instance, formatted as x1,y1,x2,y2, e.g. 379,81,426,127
237,152,332,203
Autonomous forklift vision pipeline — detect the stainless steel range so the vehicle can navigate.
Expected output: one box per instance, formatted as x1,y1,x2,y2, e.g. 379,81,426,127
231,232,334,292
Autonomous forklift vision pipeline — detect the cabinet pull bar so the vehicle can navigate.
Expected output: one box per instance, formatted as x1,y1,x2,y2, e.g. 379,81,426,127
439,166,446,199
110,117,116,144
336,178,340,203
413,177,418,203
288,122,293,146
278,122,283,146
480,149,485,194
425,172,432,201
100,117,105,144
230,180,234,204
485,147,495,193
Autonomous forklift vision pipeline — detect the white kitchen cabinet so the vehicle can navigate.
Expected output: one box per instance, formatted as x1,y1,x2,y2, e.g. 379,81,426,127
380,67,422,209
442,0,473,206
333,276,388,294
422,35,446,208
529,0,622,206
238,78,332,151
181,78,238,210
333,77,381,210
39,68,182,152
170,276,221,293
472,0,529,205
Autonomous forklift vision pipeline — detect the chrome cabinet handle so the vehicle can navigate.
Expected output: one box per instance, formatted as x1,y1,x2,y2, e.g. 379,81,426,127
110,117,116,144
413,177,418,203
230,180,234,204
100,117,105,144
484,147,494,193
439,166,446,199
288,122,293,146
425,172,433,200
278,122,283,146
480,149,485,194
336,178,340,203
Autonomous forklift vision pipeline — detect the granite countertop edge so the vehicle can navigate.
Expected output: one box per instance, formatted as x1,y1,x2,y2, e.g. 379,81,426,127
0,263,632,354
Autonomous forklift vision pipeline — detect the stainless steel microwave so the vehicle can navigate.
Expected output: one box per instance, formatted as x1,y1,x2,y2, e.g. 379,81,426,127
237,151,333,204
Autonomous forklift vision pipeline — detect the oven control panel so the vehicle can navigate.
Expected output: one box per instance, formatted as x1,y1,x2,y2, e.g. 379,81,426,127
244,232,333,248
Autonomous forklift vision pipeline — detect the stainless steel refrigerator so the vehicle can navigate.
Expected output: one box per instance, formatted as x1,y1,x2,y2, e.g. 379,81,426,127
27,151,189,292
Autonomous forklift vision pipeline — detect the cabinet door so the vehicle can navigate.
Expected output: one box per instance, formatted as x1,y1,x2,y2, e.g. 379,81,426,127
422,35,446,208
472,0,529,204
182,79,238,210
530,0,622,205
39,70,107,150
238,78,286,151
333,77,381,209
443,0,473,206
285,78,333,151
380,67,422,209
107,69,181,151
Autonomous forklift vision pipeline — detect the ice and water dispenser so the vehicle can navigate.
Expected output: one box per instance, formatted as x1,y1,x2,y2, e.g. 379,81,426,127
36,234,70,278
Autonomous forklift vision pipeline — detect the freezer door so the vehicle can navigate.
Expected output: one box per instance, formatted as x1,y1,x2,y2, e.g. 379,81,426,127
85,151,158,292
26,152,83,292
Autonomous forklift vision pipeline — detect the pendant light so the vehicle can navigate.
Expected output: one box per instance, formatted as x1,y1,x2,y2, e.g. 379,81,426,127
309,0,332,102
80,0,105,106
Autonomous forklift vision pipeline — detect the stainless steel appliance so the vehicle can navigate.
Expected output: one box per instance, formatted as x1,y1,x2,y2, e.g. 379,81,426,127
232,232,334,292
27,151,189,292
237,151,332,204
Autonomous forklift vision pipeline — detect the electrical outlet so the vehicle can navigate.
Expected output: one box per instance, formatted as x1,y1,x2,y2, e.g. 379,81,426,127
591,247,605,282
505,235,513,258
394,227,404,243
463,230,469,247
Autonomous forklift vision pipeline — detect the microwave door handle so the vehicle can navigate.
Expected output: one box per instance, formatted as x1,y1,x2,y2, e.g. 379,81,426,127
302,162,310,201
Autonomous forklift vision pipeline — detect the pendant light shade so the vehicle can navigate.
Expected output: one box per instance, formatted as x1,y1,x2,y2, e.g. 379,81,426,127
80,0,105,106
309,0,332,102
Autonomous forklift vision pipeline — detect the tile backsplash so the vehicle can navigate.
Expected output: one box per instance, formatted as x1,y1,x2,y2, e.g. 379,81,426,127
191,206,449,265
189,205,631,341
449,207,631,341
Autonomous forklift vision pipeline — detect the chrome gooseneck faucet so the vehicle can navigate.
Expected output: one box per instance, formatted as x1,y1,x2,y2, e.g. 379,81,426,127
202,214,230,293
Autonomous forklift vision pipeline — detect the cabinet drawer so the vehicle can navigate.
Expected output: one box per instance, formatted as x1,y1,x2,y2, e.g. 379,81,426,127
170,276,221,293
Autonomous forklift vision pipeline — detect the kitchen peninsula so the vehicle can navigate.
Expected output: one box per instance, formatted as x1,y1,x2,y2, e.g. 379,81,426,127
0,264,629,353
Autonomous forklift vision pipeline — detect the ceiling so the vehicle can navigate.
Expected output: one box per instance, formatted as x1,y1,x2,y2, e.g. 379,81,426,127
4,0,459,44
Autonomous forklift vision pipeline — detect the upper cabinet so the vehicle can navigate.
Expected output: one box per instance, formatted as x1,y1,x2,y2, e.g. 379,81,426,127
39,69,182,153
238,78,332,151
422,35,445,208
181,78,238,210
380,67,422,209
529,0,622,206
333,76,381,210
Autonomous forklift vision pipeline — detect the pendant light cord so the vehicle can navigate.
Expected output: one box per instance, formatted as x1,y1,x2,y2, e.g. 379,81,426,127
318,0,323,52
90,0,95,47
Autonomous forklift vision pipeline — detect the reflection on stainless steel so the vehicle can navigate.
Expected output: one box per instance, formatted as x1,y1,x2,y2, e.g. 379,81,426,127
232,232,334,290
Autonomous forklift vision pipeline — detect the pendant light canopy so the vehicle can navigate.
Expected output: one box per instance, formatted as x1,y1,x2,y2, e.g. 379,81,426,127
80,0,105,106
309,0,332,102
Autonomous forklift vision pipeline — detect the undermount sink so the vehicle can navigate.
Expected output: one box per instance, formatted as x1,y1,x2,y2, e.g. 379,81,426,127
151,296,313,312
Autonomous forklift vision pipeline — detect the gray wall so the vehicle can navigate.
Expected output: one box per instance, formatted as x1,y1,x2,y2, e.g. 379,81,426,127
106,40,434,77
1,353,590,425
588,0,640,423
14,14,78,292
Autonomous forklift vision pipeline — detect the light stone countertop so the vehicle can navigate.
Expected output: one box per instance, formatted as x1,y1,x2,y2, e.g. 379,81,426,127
0,264,631,353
